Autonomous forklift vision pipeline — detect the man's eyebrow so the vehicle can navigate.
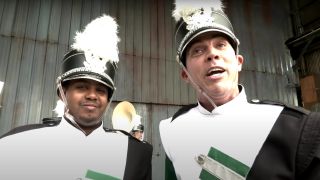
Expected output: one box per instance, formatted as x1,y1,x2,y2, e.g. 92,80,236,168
191,39,202,45
73,80,87,84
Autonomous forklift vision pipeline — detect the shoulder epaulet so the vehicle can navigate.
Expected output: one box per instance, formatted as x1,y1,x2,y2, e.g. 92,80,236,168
249,99,309,115
103,127,116,132
296,111,320,177
42,117,62,126
172,103,198,122
0,117,61,139
103,127,138,139
103,127,130,135
102,127,151,145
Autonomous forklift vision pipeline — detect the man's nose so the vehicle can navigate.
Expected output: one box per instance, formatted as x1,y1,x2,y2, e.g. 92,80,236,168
85,88,98,99
206,46,219,62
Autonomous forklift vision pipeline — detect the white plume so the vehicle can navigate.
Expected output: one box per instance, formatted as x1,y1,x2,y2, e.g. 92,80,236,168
53,100,65,117
132,114,142,127
72,14,120,63
173,0,224,21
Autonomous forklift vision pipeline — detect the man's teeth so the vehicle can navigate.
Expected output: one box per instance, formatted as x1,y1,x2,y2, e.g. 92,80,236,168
207,68,224,76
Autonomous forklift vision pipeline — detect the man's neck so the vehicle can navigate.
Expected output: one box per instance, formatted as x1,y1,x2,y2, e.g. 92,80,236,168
199,85,242,111
64,115,102,136
79,123,102,135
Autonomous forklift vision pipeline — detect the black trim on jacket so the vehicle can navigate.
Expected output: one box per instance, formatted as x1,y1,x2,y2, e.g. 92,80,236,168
0,117,61,139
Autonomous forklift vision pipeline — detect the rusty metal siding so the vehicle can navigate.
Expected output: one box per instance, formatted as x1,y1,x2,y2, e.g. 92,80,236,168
0,0,191,130
227,0,298,105
0,0,299,179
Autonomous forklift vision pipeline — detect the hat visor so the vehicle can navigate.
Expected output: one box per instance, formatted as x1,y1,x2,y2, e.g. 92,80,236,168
180,28,239,56
63,74,115,91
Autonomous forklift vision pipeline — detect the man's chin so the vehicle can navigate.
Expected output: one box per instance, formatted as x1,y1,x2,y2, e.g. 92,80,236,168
201,84,225,96
76,117,102,127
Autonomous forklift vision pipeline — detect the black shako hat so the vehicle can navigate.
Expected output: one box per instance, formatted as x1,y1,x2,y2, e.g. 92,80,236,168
132,124,144,132
59,49,117,99
173,0,240,66
56,14,120,100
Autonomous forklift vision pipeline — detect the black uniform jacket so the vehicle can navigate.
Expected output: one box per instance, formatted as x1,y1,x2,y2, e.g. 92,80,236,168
246,101,320,180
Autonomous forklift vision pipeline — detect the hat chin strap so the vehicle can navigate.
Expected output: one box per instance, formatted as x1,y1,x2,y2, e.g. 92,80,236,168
105,87,115,115
177,56,217,109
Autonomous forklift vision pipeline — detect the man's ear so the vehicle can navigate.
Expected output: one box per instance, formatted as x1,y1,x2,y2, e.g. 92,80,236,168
236,55,244,71
181,69,190,83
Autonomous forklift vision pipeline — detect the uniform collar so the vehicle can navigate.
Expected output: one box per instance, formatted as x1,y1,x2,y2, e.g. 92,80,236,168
61,116,105,136
197,85,248,115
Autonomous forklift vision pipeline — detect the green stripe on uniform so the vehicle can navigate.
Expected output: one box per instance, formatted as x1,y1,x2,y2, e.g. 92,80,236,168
85,169,120,180
200,147,250,179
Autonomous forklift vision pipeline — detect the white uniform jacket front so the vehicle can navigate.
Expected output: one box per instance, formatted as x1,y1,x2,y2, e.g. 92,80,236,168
159,86,283,180
0,117,152,180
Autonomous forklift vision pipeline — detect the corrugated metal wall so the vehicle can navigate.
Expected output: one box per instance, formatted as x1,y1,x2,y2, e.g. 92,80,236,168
0,0,296,179
226,0,298,105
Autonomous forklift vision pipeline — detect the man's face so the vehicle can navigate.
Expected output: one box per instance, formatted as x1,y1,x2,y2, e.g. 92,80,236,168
133,131,144,141
183,33,243,106
64,79,109,127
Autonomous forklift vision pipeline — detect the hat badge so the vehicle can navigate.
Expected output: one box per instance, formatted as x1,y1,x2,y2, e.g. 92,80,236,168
83,51,108,74
184,8,216,31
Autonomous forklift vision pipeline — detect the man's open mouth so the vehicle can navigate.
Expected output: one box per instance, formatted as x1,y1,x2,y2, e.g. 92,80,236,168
206,67,225,76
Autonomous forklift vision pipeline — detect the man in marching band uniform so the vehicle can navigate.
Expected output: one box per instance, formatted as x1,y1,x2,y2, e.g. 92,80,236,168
131,124,144,141
0,14,152,180
160,0,320,179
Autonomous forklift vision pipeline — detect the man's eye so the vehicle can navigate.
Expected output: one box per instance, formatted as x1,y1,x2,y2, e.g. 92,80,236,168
191,47,205,56
97,87,107,94
195,49,203,53
217,43,226,48
76,84,87,89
